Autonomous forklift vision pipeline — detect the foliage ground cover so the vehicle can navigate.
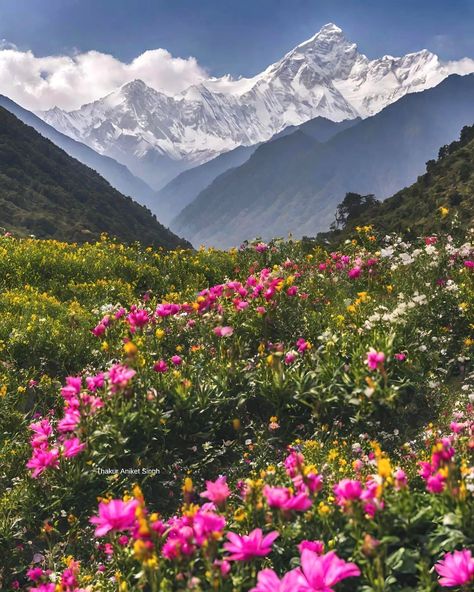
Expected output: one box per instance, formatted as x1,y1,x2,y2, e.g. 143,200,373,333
0,223,473,591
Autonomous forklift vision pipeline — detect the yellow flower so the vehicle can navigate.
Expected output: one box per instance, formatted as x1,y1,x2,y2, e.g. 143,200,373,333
123,341,137,356
234,508,247,522
377,457,392,479
183,477,193,494
155,328,165,339
439,206,449,218
232,418,241,431
318,502,330,515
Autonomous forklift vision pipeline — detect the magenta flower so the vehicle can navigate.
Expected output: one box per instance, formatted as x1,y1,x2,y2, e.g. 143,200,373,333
464,260,474,268
171,355,183,366
62,437,86,458
298,540,325,555
365,348,385,371
90,499,139,536
394,469,408,489
295,549,361,591
348,266,362,279
426,472,445,494
27,447,60,478
29,419,53,448
296,338,311,353
263,486,312,513
200,476,231,506
224,528,279,561
214,325,234,337
250,568,305,592
108,364,136,391
333,479,363,503
26,567,44,582
435,549,474,587
153,360,168,373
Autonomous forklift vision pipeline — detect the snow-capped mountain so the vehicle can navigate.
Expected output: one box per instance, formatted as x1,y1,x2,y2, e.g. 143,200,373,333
40,23,474,189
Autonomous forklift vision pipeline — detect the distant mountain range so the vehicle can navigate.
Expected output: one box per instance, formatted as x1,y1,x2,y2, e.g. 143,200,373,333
0,106,190,248
155,116,359,225
39,24,474,189
171,74,474,248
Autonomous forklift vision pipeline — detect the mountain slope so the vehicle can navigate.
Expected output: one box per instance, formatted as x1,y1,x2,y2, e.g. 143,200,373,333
156,116,359,224
40,24,474,188
330,124,474,238
0,106,190,248
171,74,474,248
0,95,159,212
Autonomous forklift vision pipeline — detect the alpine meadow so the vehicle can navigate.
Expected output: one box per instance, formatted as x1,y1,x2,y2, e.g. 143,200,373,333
0,3,473,591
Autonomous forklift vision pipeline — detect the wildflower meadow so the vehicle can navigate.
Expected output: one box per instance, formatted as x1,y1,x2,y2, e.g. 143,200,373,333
0,225,473,591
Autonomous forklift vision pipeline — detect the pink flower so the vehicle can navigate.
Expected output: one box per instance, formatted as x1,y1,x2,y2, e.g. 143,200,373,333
29,419,53,448
250,568,304,592
214,559,231,577
27,448,60,478
333,479,363,503
426,472,445,494
108,364,136,391
224,528,279,561
255,242,268,253
214,326,234,337
394,353,406,361
295,549,361,591
365,348,385,371
296,338,311,353
348,266,362,279
62,437,86,458
200,476,231,506
298,540,325,555
92,323,106,337
193,509,226,545
153,360,168,373
394,469,407,489
435,549,474,587
284,351,297,365
464,260,474,268
127,309,149,328
27,567,44,582
57,410,80,433
171,355,182,366
86,373,105,391
263,486,312,513
90,499,139,536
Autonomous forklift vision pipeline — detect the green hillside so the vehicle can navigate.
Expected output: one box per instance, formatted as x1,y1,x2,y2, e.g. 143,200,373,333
0,106,190,248
331,123,474,238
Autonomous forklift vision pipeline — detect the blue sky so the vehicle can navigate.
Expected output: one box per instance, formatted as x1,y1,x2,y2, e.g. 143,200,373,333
1,0,473,77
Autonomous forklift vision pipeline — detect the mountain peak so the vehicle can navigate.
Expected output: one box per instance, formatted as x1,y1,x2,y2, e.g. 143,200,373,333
319,23,343,34
120,79,148,92
299,23,345,46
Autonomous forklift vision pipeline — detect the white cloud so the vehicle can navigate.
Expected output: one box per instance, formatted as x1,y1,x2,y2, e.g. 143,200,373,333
0,46,208,111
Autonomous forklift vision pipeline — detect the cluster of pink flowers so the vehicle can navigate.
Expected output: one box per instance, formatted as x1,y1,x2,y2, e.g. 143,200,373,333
419,437,455,494
27,559,85,592
251,549,360,592
333,478,384,518
317,252,378,280
27,365,136,478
